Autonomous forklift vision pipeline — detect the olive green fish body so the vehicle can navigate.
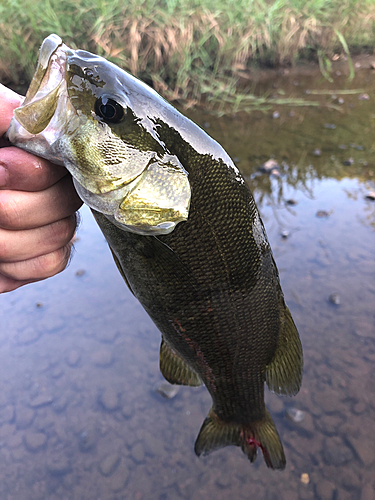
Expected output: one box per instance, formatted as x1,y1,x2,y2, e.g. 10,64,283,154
7,34,303,470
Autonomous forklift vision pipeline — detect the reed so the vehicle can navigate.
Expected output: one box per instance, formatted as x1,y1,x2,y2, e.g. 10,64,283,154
1,0,374,110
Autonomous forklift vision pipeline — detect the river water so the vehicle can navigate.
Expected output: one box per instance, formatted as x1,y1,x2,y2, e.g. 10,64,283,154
1,64,375,499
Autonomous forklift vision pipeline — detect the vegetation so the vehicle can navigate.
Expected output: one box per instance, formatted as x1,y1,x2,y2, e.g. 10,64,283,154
1,0,375,110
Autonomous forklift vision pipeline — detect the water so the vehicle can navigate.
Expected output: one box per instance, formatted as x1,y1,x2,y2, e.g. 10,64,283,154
1,66,375,499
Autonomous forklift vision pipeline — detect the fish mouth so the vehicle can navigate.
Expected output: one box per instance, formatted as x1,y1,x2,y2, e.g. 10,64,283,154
7,34,191,236
13,34,70,136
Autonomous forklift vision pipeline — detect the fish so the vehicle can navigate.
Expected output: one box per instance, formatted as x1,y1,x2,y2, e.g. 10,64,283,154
7,34,303,470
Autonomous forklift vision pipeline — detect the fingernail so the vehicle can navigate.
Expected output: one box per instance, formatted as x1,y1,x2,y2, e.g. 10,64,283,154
0,165,8,187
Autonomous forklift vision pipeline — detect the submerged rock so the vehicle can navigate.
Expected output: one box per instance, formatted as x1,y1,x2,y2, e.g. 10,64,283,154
286,407,305,423
328,293,341,305
259,159,279,174
99,453,121,476
155,381,180,399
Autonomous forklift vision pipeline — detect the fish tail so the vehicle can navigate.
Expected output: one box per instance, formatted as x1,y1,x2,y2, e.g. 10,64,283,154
194,407,285,470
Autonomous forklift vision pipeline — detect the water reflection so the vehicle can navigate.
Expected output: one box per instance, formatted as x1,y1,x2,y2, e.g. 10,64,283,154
1,67,375,499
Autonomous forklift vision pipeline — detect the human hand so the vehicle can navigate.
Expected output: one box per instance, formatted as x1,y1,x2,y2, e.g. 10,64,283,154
0,83,83,293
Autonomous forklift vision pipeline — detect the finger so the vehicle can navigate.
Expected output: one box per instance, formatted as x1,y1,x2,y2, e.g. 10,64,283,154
0,214,77,263
0,84,23,135
0,175,83,230
0,274,37,294
0,242,73,283
0,146,67,191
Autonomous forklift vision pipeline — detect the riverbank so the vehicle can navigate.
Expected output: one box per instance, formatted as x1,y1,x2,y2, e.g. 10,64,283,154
1,0,375,109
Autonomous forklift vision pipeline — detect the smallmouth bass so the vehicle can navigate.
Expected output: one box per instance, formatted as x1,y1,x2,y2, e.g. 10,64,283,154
7,34,303,470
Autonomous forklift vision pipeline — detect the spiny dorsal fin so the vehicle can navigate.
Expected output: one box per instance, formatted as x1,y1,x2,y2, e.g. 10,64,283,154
194,407,286,470
160,338,202,387
265,304,303,396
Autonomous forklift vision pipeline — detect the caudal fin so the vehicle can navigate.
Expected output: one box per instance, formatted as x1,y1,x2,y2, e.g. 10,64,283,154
194,407,285,470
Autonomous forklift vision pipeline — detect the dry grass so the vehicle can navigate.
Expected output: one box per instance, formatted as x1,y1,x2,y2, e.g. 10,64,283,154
1,0,375,109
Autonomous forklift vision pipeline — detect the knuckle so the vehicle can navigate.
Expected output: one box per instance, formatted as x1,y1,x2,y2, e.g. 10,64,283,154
0,192,22,229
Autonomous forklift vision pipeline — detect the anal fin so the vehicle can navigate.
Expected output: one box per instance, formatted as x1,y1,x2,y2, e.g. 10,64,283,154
160,338,202,387
266,304,303,396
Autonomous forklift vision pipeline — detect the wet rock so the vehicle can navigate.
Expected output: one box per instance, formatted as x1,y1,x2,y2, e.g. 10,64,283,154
99,386,119,411
353,401,366,414
7,433,22,449
324,123,336,129
358,93,370,100
66,349,81,367
79,430,96,452
346,435,375,466
286,407,305,423
338,97,344,104
131,442,145,463
300,473,310,484
0,405,15,425
91,348,113,367
316,210,330,218
315,414,344,435
0,424,16,439
361,484,375,500
94,329,119,343
47,455,72,476
322,437,353,465
24,431,47,452
365,191,375,201
312,148,322,156
315,480,336,500
121,405,134,420
328,293,341,305
272,111,280,119
52,394,69,413
280,229,290,239
15,327,41,345
29,394,53,408
110,464,130,491
99,453,121,476
343,158,354,166
51,365,64,378
155,381,180,399
15,406,35,429
259,159,279,174
354,321,374,339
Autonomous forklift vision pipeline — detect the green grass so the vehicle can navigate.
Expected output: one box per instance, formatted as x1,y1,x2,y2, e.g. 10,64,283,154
1,0,375,110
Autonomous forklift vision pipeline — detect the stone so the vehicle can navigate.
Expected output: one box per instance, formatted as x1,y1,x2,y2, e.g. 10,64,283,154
316,479,336,500
346,435,375,466
300,473,310,484
315,414,344,435
99,453,121,476
15,327,41,345
29,394,53,408
0,405,15,425
24,432,47,452
259,159,279,173
110,464,130,491
66,349,81,367
286,407,305,423
322,437,353,465
79,430,96,453
131,442,145,463
361,485,374,500
91,348,113,367
99,386,119,411
155,381,180,399
15,406,35,429
47,455,72,476
328,293,341,305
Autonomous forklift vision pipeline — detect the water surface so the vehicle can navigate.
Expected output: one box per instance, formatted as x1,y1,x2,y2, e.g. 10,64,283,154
1,66,375,499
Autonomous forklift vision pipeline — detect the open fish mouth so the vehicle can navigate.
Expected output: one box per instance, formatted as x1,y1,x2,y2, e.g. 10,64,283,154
7,34,191,235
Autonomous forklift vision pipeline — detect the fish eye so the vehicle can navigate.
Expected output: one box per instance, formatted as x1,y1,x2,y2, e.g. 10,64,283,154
95,96,125,123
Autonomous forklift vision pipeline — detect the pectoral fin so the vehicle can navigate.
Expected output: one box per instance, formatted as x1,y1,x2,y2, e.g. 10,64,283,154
160,338,202,387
